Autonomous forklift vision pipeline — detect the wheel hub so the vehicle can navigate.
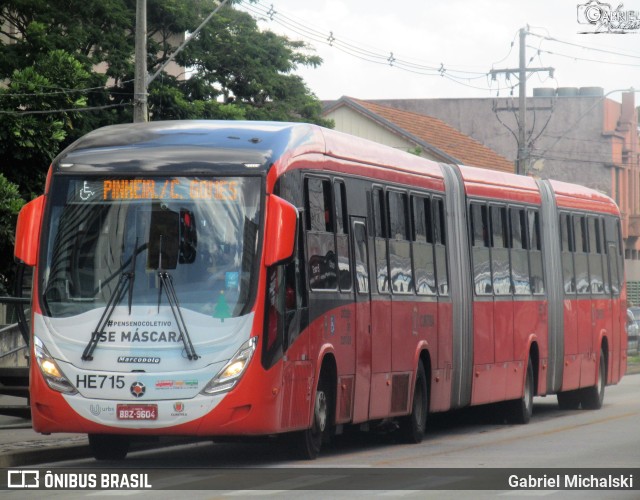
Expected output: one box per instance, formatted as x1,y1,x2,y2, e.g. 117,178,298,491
314,390,327,432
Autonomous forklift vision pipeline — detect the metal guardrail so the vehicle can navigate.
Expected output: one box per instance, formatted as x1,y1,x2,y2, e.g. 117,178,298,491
0,296,30,347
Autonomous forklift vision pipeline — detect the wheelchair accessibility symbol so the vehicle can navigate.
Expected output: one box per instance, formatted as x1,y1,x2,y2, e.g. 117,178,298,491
79,181,95,201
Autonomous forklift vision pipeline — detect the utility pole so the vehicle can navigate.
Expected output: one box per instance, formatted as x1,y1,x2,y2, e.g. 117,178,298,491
489,26,554,175
518,27,527,177
133,0,147,123
132,0,230,122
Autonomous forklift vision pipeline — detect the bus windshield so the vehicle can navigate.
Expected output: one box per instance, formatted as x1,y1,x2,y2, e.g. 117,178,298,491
42,176,262,319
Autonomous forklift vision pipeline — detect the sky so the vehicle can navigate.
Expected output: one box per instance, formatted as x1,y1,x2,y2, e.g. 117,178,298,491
236,0,640,103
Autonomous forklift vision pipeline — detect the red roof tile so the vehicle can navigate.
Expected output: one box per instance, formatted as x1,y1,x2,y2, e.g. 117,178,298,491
339,98,514,173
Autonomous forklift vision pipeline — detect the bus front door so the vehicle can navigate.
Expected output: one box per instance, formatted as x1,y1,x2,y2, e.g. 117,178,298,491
350,217,372,423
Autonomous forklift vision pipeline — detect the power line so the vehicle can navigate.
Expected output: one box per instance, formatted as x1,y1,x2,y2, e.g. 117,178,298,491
528,32,640,59
0,103,131,116
527,45,640,68
240,0,497,92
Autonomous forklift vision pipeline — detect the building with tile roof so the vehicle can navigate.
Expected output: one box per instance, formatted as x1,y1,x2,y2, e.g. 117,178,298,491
322,96,514,173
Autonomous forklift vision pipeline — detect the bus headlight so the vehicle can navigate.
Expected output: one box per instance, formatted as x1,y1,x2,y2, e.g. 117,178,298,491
34,336,77,395
201,337,257,395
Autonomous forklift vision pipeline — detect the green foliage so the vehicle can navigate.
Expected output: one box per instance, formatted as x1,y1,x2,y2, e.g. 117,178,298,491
0,175,25,293
0,0,330,293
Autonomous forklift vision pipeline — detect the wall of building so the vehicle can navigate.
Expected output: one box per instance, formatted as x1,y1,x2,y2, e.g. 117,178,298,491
373,95,613,193
325,106,443,161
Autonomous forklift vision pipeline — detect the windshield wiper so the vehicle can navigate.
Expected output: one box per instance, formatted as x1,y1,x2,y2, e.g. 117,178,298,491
157,271,199,360
82,239,140,362
156,236,199,361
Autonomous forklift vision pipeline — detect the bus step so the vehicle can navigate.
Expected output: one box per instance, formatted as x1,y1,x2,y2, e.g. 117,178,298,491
0,405,30,419
0,386,29,398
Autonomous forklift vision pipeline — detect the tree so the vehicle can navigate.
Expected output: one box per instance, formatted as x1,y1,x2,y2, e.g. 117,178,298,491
0,0,330,292
0,175,25,294
0,0,330,195
146,2,331,126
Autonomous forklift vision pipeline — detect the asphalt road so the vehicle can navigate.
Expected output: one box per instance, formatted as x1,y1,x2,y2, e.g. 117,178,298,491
4,373,637,498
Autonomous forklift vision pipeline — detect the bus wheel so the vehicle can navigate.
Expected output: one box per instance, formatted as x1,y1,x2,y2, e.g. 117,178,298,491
507,358,534,424
557,390,581,410
293,375,332,460
88,434,130,461
580,348,606,410
398,360,428,443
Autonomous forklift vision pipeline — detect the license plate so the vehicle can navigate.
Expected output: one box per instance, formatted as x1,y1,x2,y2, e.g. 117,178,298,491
116,404,158,420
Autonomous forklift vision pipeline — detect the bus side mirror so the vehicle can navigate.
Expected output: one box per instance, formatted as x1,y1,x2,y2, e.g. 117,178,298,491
264,195,297,267
15,195,45,267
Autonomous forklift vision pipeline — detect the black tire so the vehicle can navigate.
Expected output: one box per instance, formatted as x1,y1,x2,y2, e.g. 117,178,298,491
580,349,606,410
398,360,428,443
88,434,130,461
507,357,534,424
292,375,333,460
557,390,581,410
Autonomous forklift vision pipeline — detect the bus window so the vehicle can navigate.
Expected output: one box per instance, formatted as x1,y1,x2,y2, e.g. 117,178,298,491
560,213,576,294
528,209,545,295
510,207,531,295
588,217,604,294
433,197,448,295
334,180,352,291
305,177,337,291
573,215,589,294
412,195,436,295
491,205,511,295
601,218,611,294
372,188,389,293
388,191,413,294
471,202,491,295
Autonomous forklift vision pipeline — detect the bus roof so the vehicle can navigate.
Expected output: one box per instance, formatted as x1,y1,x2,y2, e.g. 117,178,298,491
50,120,620,216
51,120,327,175
51,120,444,182
549,178,620,215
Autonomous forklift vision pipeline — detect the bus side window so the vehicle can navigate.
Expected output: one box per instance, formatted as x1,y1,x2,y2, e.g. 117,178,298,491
433,197,448,296
388,190,413,294
372,187,390,293
334,180,352,292
527,209,545,295
411,195,436,295
470,202,491,295
573,214,589,294
263,265,284,369
305,177,337,290
588,217,604,294
490,205,511,295
605,216,622,295
601,219,611,294
560,212,576,294
510,207,531,295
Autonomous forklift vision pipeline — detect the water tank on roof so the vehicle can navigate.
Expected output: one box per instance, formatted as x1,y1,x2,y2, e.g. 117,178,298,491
579,86,604,96
533,88,556,97
556,87,579,97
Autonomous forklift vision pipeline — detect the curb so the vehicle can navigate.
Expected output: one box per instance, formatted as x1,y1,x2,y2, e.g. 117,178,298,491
0,437,196,468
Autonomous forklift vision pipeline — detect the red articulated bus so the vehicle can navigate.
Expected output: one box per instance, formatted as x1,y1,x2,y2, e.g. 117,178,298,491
14,121,627,460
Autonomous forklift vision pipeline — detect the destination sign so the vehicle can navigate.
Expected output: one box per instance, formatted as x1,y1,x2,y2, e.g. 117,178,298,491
102,179,239,201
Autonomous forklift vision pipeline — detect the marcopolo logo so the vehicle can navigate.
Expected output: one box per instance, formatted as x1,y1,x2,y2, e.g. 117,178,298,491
577,1,640,33
130,381,146,398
